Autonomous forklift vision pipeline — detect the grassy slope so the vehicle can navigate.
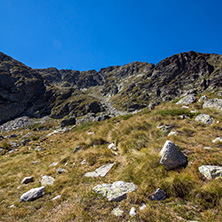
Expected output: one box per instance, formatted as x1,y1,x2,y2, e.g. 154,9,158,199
1,95,222,221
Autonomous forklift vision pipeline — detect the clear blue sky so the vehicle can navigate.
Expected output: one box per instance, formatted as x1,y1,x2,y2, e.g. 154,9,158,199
0,0,221,71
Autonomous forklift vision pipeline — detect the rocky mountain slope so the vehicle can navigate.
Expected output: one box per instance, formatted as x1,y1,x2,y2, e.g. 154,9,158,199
0,51,222,124
1,51,222,221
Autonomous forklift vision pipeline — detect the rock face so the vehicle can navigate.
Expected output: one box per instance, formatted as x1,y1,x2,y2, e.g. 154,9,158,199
160,140,187,170
176,94,197,105
20,186,45,202
84,163,115,177
203,98,222,111
93,181,137,201
60,116,76,127
195,114,214,125
149,188,166,201
199,165,222,179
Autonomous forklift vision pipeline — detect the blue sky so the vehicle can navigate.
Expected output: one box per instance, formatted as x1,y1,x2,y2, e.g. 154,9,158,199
0,0,221,71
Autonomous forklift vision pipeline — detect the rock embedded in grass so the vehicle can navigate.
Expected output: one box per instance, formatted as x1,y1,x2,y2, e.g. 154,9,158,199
108,143,118,151
149,188,166,201
199,165,222,179
93,181,137,201
160,140,187,170
111,207,124,217
21,176,34,184
20,186,45,202
195,114,214,125
84,162,115,177
56,168,67,174
41,175,55,186
203,98,222,111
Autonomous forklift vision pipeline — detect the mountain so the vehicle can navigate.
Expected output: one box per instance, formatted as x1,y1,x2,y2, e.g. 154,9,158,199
1,51,222,221
0,51,222,124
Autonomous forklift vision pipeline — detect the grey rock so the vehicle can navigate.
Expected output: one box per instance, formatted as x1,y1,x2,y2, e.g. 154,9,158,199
195,114,214,125
0,148,4,153
38,147,45,151
21,176,34,184
160,140,187,170
9,141,19,148
49,162,58,167
84,163,115,177
93,181,137,201
111,207,124,217
56,168,67,174
108,143,118,151
6,134,17,138
41,175,55,186
20,186,45,202
203,98,222,111
149,188,166,201
139,202,146,211
0,117,34,132
8,149,18,154
176,94,197,105
61,116,76,127
199,165,222,179
198,95,207,102
157,125,172,133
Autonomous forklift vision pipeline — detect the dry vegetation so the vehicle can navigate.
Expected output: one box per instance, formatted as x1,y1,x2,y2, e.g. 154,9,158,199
1,96,222,221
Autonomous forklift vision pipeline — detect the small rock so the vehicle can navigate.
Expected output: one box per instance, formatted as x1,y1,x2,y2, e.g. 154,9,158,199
80,159,86,165
203,147,212,150
38,147,45,151
199,165,222,179
9,204,15,208
32,161,39,164
84,163,115,177
9,142,19,148
0,148,4,153
87,132,94,135
179,115,189,119
129,207,136,216
6,134,18,138
190,109,197,113
195,114,214,125
108,143,118,151
73,146,83,153
139,202,146,211
21,176,34,184
93,181,137,202
111,207,124,217
182,106,189,109
157,125,172,134
8,149,18,154
49,162,58,167
0,135,4,141
56,168,67,174
52,195,61,200
212,137,222,143
176,94,197,105
41,175,55,186
149,188,166,201
168,131,178,137
20,186,45,202
160,140,187,170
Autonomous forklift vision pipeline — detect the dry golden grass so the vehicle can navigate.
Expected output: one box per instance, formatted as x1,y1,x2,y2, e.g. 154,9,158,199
1,98,222,221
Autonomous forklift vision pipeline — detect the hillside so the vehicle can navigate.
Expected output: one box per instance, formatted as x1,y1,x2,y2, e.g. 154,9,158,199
1,51,222,221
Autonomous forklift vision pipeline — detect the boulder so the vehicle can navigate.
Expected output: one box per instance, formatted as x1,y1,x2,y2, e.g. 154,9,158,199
41,175,55,186
20,186,45,202
93,181,137,202
60,116,76,127
199,165,222,179
160,140,187,170
176,94,197,105
203,98,222,111
195,114,214,125
149,188,166,201
84,163,115,177
21,176,34,184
